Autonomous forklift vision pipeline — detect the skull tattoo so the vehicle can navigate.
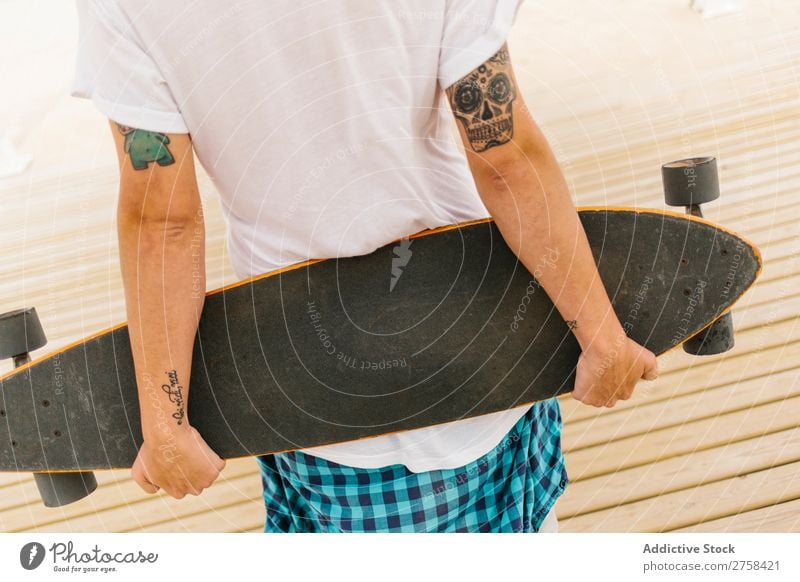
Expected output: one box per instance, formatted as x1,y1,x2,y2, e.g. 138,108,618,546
449,47,516,152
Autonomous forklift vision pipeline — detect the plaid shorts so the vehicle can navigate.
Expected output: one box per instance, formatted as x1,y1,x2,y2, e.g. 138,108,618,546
256,398,568,532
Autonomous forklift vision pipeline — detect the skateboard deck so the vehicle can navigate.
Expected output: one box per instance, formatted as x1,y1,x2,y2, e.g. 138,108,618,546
0,208,761,474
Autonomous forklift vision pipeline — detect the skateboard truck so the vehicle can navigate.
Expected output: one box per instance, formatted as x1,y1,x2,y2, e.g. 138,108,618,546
661,156,735,356
0,307,98,507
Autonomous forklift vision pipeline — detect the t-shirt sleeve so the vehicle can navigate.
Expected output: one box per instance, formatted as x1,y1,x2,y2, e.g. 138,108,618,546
438,0,524,90
70,0,188,133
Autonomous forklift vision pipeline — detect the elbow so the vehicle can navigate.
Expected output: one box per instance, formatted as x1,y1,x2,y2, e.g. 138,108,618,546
474,151,539,199
117,201,200,245
117,179,202,238
471,118,554,199
146,219,195,245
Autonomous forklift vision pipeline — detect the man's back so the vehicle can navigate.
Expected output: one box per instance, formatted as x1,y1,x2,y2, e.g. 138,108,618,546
73,0,534,471
73,0,514,275
72,0,656,531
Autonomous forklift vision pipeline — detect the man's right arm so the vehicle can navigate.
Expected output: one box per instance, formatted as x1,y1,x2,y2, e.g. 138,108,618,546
445,45,658,408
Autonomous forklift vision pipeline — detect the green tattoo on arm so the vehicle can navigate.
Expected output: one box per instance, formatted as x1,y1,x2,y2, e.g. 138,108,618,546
116,123,175,170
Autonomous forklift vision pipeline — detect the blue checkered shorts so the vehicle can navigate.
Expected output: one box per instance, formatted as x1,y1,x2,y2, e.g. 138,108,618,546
256,398,568,532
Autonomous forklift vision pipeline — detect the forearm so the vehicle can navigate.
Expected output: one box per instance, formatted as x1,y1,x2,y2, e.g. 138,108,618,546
473,142,624,351
118,210,205,444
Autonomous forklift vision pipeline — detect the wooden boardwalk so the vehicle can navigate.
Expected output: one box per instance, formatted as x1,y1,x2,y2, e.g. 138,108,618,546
1,0,798,532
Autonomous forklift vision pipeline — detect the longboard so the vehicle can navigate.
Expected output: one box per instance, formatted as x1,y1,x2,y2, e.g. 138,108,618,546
0,207,761,483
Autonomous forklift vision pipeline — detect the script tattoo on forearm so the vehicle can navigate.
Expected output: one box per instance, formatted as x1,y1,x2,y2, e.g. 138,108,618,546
162,369,186,425
447,44,516,152
116,123,175,170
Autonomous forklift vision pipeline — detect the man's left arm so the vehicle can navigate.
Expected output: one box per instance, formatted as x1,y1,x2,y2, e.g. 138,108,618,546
111,122,225,498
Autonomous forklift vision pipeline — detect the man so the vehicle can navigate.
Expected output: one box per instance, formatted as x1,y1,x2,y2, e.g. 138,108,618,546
72,0,657,533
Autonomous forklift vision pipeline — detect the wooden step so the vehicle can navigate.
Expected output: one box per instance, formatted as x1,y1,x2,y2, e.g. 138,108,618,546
26,469,262,533
558,427,800,518
672,498,800,533
562,318,800,423
564,394,800,481
141,498,265,533
559,459,800,532
563,366,799,452
2,458,259,532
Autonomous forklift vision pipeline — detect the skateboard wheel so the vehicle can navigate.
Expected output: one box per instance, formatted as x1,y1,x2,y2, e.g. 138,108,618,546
0,307,47,360
683,311,735,356
34,471,98,508
662,157,720,207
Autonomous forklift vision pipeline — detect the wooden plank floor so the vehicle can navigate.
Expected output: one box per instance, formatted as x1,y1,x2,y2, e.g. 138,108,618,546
1,0,798,532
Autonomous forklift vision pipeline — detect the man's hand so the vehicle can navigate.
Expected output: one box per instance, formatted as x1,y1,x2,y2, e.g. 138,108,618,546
572,331,658,408
132,425,226,499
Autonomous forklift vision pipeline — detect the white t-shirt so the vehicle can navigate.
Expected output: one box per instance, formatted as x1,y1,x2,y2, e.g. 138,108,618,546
72,0,531,472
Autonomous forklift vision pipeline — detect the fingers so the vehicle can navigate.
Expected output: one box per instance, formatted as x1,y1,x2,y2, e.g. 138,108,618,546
139,480,159,494
573,366,629,407
575,397,617,409
132,429,226,499
153,480,207,500
132,459,223,499
159,466,221,499
641,349,659,381
572,368,619,408
571,386,619,408
572,341,659,410
174,457,226,498
192,426,227,472
131,460,160,495
164,488,187,500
